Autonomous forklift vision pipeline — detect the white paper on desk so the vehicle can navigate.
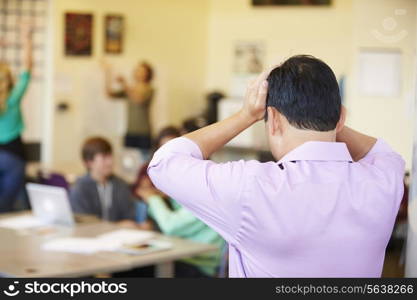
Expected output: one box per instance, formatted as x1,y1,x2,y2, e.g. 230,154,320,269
43,238,102,254
96,229,154,247
42,229,155,254
0,215,46,230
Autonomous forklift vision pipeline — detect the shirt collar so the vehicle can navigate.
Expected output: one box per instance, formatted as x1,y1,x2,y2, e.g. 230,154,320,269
278,141,353,163
86,172,115,184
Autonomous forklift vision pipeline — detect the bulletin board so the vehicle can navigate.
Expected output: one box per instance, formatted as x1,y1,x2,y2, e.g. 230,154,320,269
358,49,402,98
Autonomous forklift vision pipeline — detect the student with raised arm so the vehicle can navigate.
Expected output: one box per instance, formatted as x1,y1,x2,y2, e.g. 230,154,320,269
103,61,154,159
0,24,33,212
148,55,405,277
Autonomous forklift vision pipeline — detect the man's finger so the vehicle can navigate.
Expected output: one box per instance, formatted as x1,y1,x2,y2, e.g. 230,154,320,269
256,80,268,107
248,79,257,89
254,64,279,86
245,78,257,99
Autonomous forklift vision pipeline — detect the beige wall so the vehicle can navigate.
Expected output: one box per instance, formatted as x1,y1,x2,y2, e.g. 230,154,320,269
347,0,416,169
204,0,416,168
205,0,354,89
49,0,210,173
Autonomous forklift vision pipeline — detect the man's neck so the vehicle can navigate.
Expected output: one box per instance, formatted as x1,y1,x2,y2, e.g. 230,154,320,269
278,127,337,159
287,127,336,143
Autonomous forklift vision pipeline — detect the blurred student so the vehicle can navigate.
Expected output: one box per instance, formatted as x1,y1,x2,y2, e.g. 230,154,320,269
148,55,405,277
69,137,146,227
104,61,154,159
134,127,225,277
0,25,33,212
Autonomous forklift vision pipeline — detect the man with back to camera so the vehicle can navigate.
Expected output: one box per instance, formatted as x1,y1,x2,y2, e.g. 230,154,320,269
148,55,405,277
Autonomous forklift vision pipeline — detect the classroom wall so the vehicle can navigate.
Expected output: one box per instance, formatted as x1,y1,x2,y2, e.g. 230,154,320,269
205,0,353,89
46,0,416,173
48,0,210,173
204,0,416,168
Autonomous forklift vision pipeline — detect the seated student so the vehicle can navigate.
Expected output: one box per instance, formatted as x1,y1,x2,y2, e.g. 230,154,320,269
69,137,144,226
133,126,225,277
148,55,405,277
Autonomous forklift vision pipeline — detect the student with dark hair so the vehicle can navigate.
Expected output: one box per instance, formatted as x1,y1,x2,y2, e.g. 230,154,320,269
152,126,181,150
148,55,405,277
69,137,145,226
69,137,154,278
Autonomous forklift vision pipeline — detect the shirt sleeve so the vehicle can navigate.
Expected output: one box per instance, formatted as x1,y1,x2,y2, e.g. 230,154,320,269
69,183,92,215
358,139,405,206
7,71,31,107
117,182,136,221
359,139,405,177
147,195,207,237
148,137,246,243
119,198,136,221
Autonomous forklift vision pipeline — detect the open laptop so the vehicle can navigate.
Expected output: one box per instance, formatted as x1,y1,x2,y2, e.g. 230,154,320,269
26,183,75,226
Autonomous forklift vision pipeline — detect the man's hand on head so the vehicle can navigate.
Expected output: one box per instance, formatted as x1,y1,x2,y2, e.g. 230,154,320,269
240,67,275,123
182,66,276,159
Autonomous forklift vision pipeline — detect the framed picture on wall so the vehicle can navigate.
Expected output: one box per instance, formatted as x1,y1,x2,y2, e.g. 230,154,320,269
64,12,93,56
104,14,124,54
233,41,264,75
230,41,265,97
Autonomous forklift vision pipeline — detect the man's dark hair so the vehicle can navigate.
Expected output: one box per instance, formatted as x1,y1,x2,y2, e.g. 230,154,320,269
266,55,341,131
81,137,112,163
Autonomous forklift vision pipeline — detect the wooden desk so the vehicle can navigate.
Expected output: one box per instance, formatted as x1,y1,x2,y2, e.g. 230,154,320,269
74,222,218,277
0,210,101,225
0,226,132,277
0,215,218,278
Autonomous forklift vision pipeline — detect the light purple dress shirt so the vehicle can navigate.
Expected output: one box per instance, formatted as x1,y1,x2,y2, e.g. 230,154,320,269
148,137,405,277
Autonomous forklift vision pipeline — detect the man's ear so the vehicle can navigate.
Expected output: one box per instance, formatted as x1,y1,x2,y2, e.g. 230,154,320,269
336,105,346,133
267,107,281,136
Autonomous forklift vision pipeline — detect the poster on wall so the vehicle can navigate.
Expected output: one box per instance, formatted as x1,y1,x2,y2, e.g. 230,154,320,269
104,15,124,54
65,13,93,56
230,41,265,98
358,49,401,97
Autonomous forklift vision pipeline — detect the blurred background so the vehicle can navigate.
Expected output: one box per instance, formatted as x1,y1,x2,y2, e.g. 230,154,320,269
1,0,416,277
